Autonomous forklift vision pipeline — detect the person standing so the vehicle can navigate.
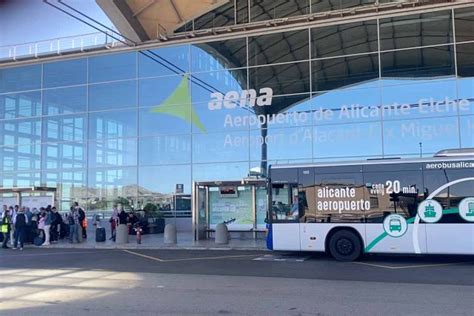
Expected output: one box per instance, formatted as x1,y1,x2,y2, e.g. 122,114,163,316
1,208,12,249
74,202,87,240
9,206,17,247
13,207,28,250
67,206,80,243
109,204,119,241
42,207,53,246
50,207,61,243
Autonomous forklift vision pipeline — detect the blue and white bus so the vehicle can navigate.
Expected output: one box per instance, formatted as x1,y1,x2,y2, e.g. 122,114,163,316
266,154,474,261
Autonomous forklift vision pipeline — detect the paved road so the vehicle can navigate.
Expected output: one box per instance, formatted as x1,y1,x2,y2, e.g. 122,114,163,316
1,248,473,315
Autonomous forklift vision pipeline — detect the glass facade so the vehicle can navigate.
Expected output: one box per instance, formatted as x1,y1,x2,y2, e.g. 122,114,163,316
0,7,473,213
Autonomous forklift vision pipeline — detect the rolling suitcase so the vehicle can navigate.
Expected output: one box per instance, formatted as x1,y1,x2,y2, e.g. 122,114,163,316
96,227,106,242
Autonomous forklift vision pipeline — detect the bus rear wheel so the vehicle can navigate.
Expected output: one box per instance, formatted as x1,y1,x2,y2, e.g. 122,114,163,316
328,230,362,262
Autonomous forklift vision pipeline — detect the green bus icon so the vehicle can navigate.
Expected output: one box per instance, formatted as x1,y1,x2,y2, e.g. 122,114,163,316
389,219,402,232
467,202,474,217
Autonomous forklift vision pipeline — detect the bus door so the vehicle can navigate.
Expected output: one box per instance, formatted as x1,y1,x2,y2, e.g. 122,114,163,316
270,167,300,251
298,167,320,251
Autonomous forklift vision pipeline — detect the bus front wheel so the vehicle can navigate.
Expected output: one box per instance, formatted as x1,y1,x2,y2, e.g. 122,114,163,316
328,230,362,262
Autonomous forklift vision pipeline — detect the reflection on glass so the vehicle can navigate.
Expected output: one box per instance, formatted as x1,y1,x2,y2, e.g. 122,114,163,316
88,138,137,168
454,7,474,43
0,91,41,119
88,52,136,83
312,54,378,92
249,30,308,66
139,135,191,165
139,105,192,136
43,86,87,115
43,114,86,142
139,46,189,78
193,162,250,181
380,11,453,51
89,80,137,111
383,117,459,156
249,62,310,95
0,118,42,146
314,122,382,158
457,43,474,78
88,109,137,140
139,75,185,107
43,58,87,88
381,46,455,78
250,0,309,21
460,115,474,148
0,64,41,93
0,144,41,171
191,38,247,72
139,165,191,195
312,20,377,58
42,143,86,169
193,131,250,163
87,167,138,205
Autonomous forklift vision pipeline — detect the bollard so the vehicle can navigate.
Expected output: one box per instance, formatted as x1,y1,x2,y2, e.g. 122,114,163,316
164,224,177,244
215,223,229,244
76,223,83,243
116,224,129,244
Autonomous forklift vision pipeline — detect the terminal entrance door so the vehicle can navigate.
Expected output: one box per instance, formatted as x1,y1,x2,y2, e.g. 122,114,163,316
192,180,267,241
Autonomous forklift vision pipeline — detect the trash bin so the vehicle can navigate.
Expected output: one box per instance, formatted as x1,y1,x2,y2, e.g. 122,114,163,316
215,223,229,244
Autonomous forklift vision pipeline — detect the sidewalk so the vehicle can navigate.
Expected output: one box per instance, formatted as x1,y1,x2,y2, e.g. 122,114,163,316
39,230,267,251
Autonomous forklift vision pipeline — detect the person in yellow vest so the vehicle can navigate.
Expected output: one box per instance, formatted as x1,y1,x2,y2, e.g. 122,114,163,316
1,208,12,249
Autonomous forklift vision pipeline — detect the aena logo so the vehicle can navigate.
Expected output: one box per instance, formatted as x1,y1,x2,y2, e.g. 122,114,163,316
208,87,273,110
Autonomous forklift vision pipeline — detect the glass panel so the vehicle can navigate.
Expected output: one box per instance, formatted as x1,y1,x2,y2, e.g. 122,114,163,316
0,143,41,171
193,102,250,133
460,115,474,148
139,75,185,107
383,117,460,156
42,170,87,210
249,61,310,95
139,105,191,136
458,77,474,116
250,0,310,22
88,138,137,168
312,54,379,92
381,46,455,78
191,38,247,72
0,118,42,147
43,58,87,88
139,45,189,78
190,68,246,104
250,127,313,162
381,79,458,120
0,91,41,119
42,142,86,169
379,11,453,51
42,114,86,142
138,135,191,165
313,85,381,125
43,86,87,115
249,30,309,66
88,52,136,83
192,162,250,181
192,131,249,163
0,64,41,93
457,43,474,78
87,167,138,209
311,20,377,58
236,0,249,24
88,109,137,140
311,0,376,13
89,80,137,111
314,122,382,158
249,94,312,129
192,2,235,30
455,7,474,43
1,172,41,188
138,165,191,196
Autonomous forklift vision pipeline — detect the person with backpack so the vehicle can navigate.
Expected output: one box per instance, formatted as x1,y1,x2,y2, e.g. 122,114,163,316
1,208,12,249
74,202,87,240
67,206,80,243
13,207,28,250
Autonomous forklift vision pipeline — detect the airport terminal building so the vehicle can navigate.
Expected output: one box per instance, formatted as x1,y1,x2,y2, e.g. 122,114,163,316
0,0,473,233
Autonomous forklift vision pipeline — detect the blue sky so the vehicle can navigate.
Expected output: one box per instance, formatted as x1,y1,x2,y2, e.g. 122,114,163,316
0,0,113,47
